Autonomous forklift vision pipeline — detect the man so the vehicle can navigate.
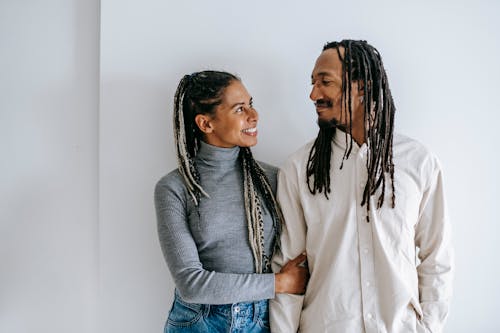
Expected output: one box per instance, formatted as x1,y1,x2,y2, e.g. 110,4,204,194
270,40,453,333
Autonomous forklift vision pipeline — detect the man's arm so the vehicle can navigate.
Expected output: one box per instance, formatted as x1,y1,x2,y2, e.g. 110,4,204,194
415,156,454,333
270,165,308,333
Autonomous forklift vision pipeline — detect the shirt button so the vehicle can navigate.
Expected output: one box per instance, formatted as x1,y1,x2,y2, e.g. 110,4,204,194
363,248,369,254
366,281,371,287
367,313,373,319
234,306,240,313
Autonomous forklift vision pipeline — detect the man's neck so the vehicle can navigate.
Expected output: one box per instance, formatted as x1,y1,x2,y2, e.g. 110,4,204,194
348,104,366,146
350,126,365,146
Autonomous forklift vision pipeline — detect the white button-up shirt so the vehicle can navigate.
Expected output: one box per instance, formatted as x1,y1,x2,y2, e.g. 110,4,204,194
271,132,453,333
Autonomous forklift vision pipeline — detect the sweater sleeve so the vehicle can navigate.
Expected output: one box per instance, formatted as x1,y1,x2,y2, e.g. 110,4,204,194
154,174,275,305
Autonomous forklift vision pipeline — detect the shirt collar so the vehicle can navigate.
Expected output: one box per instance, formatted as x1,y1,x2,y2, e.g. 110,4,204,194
332,129,367,156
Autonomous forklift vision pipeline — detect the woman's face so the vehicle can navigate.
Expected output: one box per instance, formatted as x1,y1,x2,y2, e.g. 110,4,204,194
200,80,259,148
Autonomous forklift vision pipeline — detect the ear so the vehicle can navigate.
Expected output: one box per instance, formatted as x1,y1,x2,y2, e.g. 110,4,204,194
194,114,214,134
355,80,365,95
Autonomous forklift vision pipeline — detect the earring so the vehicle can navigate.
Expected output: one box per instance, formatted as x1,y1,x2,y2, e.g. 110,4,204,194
359,96,364,104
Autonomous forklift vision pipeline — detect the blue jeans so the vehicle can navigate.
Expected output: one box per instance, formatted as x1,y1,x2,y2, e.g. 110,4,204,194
165,291,270,333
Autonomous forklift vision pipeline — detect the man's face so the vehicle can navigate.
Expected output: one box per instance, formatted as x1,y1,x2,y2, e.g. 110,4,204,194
310,48,363,129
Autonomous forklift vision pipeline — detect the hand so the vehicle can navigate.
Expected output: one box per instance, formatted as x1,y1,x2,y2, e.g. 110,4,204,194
275,253,309,294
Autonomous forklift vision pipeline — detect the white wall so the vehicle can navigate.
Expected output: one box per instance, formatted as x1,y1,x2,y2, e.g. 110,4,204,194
100,1,500,332
2,0,499,332
0,1,99,332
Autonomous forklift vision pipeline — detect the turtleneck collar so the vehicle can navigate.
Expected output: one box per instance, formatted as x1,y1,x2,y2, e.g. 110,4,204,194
196,141,240,167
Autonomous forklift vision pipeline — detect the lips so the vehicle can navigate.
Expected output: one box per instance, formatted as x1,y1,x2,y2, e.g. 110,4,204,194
242,127,257,136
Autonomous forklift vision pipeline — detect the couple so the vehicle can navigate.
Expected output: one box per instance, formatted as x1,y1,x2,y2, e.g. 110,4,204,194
154,39,453,333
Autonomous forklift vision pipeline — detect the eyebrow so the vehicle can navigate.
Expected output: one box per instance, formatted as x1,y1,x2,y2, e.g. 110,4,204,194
229,97,253,109
311,72,342,84
311,72,334,79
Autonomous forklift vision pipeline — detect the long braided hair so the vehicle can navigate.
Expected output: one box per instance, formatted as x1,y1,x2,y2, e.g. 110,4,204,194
306,40,396,221
173,70,283,272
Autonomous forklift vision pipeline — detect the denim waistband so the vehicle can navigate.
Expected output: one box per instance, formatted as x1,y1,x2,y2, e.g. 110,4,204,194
209,299,267,310
207,299,268,323
174,290,268,322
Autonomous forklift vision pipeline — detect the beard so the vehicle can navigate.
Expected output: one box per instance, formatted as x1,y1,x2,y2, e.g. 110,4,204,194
317,117,347,132
315,98,347,131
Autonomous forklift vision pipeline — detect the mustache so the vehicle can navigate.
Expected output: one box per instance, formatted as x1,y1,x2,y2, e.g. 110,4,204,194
314,99,334,108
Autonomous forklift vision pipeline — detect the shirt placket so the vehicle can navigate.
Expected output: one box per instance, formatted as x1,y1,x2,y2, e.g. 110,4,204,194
356,147,379,333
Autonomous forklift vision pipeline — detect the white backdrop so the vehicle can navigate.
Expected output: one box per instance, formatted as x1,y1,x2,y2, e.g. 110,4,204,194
100,1,500,332
2,0,499,332
0,1,99,332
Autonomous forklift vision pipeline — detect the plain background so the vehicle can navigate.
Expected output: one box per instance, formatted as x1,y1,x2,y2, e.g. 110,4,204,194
1,0,499,332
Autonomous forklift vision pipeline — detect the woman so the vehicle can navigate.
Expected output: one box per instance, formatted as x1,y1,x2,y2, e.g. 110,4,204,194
154,70,308,332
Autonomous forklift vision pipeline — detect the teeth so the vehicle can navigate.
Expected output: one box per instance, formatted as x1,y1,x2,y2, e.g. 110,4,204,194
242,127,257,133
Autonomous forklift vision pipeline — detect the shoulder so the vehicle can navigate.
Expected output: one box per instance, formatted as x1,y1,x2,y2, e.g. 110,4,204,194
257,161,279,179
393,133,440,166
280,139,316,175
256,160,279,192
154,169,187,202
392,133,443,187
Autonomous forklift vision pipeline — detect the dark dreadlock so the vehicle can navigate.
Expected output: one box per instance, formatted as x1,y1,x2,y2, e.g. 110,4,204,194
306,40,396,222
173,70,283,272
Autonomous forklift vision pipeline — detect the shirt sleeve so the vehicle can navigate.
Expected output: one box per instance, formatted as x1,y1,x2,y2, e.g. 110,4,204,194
154,177,275,305
270,165,307,333
415,156,454,333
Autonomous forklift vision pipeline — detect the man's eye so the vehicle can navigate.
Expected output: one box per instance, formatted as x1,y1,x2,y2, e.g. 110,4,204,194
236,106,244,113
322,80,332,85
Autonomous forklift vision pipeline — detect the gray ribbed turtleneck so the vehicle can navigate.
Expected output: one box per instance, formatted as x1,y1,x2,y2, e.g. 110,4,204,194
155,142,277,304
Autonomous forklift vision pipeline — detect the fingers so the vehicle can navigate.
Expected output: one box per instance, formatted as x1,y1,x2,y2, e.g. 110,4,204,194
290,252,307,266
297,267,310,294
280,252,308,273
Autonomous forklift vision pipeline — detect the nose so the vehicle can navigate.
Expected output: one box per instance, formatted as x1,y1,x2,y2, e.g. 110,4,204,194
248,106,258,122
310,83,321,101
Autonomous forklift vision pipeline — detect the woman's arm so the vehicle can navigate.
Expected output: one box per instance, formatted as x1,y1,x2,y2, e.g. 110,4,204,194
155,173,307,304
